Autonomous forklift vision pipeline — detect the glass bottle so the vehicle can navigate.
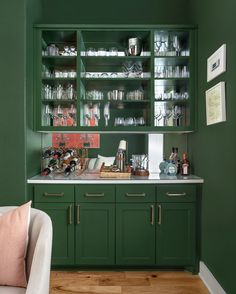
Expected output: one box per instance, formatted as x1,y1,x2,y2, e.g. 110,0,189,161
181,153,190,176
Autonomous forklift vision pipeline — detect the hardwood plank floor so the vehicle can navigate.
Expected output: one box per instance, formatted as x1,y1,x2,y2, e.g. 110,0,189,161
50,271,210,294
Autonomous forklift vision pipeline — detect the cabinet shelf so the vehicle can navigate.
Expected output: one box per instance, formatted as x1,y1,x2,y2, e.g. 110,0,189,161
81,55,151,66
42,77,77,81
42,56,76,67
42,99,77,104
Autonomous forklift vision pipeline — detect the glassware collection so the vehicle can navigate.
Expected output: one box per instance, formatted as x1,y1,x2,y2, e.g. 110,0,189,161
154,103,184,127
39,29,192,129
42,84,76,100
42,104,77,127
154,32,189,57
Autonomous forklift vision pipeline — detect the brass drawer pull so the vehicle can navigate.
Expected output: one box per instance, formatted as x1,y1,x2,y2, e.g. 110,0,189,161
157,204,162,225
85,193,105,197
125,193,146,197
44,192,64,197
77,205,80,224
68,204,72,225
166,192,186,197
150,205,155,225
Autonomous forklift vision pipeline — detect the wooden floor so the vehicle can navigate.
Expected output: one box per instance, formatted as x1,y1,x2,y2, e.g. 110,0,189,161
50,271,210,294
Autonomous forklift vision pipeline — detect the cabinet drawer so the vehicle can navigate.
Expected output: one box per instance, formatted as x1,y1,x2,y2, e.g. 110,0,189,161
75,185,115,202
34,185,74,202
116,184,155,202
157,184,196,202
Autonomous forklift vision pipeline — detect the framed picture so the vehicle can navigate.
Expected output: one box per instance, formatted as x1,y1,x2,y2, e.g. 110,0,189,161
207,44,226,82
205,82,226,125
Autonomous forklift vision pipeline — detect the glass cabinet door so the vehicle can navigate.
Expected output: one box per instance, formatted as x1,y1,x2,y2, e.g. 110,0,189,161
40,30,78,128
153,30,192,129
79,30,152,129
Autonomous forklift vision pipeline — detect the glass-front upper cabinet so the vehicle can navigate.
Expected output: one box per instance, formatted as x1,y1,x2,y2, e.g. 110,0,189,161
37,30,78,129
34,26,195,132
153,30,195,130
79,30,151,130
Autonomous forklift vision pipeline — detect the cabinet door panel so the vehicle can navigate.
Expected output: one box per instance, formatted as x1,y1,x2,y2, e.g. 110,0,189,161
75,203,115,265
34,202,75,265
116,184,155,202
116,203,155,265
75,184,115,202
156,203,196,265
34,184,74,202
157,184,196,202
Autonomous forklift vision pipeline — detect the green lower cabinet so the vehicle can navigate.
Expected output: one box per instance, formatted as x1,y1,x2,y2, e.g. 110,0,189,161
156,202,196,266
75,203,115,265
34,202,75,265
116,203,155,265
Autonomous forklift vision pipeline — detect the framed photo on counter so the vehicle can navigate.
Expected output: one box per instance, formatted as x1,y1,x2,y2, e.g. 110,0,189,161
207,44,226,82
205,81,226,125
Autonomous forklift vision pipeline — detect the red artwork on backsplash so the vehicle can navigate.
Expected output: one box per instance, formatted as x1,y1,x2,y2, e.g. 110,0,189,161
52,133,100,149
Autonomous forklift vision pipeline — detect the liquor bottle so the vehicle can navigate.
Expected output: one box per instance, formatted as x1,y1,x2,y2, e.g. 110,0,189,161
64,157,78,176
42,148,54,159
41,165,54,176
54,149,63,159
181,153,190,176
63,149,74,160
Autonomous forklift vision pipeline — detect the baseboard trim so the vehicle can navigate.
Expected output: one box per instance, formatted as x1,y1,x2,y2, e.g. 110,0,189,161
199,261,226,294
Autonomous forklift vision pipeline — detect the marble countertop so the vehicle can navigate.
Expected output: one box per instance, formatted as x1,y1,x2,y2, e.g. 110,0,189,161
27,172,204,184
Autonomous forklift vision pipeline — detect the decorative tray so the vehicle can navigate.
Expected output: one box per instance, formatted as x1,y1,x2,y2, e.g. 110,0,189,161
100,171,131,179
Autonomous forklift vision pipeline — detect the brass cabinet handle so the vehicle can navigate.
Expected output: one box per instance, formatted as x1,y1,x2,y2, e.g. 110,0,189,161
85,193,105,197
166,192,186,197
68,204,72,225
77,205,80,224
125,193,146,197
157,204,162,225
150,205,155,225
44,192,64,197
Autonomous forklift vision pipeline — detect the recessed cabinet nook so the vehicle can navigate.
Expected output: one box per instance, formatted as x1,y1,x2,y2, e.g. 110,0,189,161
30,24,202,274
35,25,196,132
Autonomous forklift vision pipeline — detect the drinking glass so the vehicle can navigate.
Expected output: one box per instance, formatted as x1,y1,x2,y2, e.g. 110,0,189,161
109,47,118,56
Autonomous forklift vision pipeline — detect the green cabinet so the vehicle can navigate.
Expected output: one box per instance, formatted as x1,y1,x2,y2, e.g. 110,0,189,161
156,184,197,270
156,202,196,266
75,203,115,265
34,202,75,265
34,184,75,265
34,25,196,132
115,184,156,264
116,203,155,265
33,183,198,270
75,184,115,265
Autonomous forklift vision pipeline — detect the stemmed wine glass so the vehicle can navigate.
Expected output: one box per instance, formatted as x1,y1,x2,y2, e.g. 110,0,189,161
104,103,110,127
154,33,168,56
172,105,183,126
162,108,172,126
68,104,77,126
154,107,163,126
93,103,100,126
83,104,90,126
172,35,181,56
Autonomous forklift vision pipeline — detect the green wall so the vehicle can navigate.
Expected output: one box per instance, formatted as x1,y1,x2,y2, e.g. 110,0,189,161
0,0,27,205
189,1,236,293
40,0,191,24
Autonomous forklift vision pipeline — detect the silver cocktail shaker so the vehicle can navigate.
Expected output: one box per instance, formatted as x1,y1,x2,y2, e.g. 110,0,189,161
128,38,142,56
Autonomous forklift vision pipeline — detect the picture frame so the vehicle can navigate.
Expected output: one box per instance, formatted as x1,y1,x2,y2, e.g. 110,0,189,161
205,82,226,126
207,44,226,82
